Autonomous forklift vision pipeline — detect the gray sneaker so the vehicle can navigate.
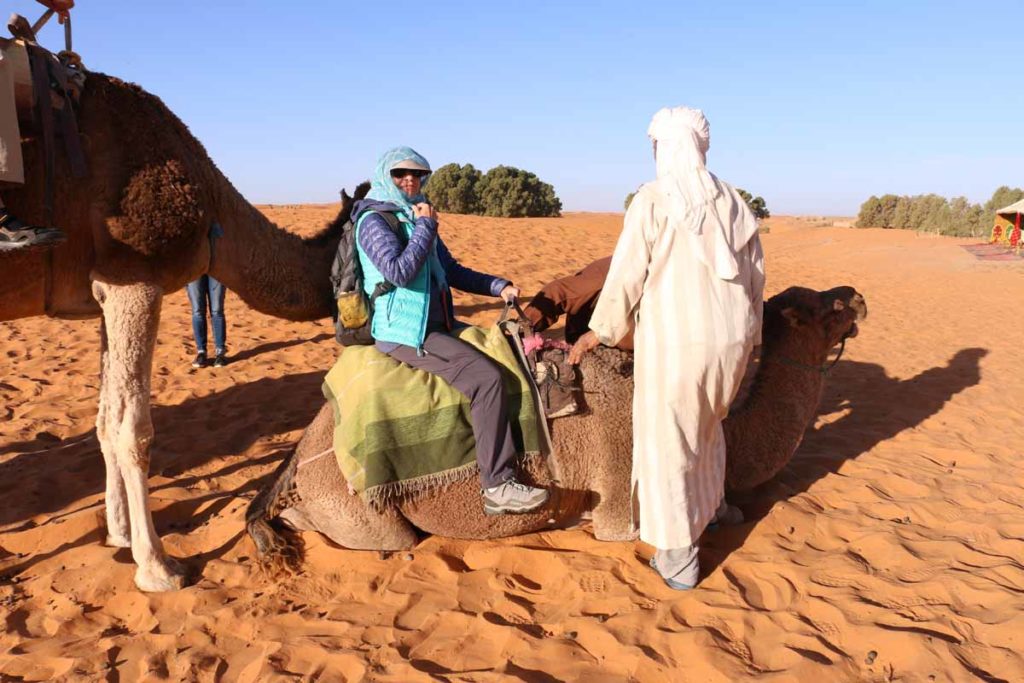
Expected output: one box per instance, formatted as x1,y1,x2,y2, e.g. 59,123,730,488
482,479,549,515
0,212,66,251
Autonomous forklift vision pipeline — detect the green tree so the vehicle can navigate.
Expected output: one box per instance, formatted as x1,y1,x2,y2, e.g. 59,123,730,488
476,166,562,218
856,195,883,227
982,186,1024,233
909,194,947,233
737,188,771,220
892,196,914,229
876,194,901,228
423,163,483,214
624,191,636,210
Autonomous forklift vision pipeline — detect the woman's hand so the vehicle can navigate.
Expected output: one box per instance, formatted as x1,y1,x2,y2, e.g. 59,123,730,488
568,331,600,365
413,203,437,221
499,285,520,303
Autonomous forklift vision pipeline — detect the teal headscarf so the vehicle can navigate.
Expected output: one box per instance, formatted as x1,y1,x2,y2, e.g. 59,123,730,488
367,146,432,215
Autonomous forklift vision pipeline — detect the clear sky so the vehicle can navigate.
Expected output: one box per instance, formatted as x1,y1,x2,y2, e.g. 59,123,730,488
10,0,1022,214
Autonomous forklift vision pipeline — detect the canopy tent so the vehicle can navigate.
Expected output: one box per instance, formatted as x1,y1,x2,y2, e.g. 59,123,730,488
992,199,1024,247
996,198,1024,216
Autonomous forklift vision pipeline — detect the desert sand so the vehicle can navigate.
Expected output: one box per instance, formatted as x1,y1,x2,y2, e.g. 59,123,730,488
1,210,1022,681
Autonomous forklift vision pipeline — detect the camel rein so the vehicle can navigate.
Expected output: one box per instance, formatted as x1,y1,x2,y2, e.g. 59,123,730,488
772,335,849,376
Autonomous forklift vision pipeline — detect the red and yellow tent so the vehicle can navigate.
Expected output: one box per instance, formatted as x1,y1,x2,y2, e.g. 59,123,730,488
991,199,1024,249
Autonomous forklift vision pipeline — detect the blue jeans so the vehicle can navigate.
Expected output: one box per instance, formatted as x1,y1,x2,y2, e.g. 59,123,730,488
186,274,226,355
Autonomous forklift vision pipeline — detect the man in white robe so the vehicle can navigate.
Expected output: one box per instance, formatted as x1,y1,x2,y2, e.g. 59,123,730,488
569,106,765,589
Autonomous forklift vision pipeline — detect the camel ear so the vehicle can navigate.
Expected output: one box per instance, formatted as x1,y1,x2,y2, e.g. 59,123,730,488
340,188,351,202
833,299,846,312
781,307,804,327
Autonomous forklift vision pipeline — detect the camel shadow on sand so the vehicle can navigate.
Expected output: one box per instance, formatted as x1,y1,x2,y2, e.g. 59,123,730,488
1,347,988,580
702,346,988,574
0,370,329,539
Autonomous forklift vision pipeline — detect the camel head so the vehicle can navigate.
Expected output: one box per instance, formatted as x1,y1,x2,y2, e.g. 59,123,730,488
314,182,373,246
764,286,867,355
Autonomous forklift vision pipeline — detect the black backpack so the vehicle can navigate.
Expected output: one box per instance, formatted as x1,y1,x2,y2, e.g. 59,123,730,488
330,210,405,346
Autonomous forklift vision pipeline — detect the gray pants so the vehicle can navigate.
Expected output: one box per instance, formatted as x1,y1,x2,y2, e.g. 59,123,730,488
384,331,517,489
653,499,735,586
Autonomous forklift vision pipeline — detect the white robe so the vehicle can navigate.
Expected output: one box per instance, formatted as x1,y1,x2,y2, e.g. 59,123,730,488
589,179,765,549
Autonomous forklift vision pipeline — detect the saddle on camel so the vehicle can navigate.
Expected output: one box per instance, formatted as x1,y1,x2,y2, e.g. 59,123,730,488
0,0,84,249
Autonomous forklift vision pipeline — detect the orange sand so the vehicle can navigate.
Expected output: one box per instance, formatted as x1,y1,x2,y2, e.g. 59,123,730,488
1,211,1022,681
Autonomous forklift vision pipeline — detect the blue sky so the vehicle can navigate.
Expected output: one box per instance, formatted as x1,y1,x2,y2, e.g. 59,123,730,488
11,0,1022,214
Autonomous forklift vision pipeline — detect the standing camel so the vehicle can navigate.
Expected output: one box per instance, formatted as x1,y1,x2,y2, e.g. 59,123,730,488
0,72,355,591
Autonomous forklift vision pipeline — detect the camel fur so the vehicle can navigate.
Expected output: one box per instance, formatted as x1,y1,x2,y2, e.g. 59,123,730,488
247,286,867,573
1,72,360,591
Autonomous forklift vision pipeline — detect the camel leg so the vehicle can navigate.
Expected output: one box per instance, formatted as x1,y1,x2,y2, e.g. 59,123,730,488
97,322,131,548
591,469,638,542
92,280,186,592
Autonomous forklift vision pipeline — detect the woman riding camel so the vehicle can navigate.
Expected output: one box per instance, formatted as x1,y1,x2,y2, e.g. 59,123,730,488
351,146,549,516
569,107,765,589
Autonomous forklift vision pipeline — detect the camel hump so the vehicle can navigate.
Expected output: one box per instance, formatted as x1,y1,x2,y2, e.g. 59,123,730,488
106,160,206,257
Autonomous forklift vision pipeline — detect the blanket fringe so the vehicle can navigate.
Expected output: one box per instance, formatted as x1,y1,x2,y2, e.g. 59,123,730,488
362,451,545,510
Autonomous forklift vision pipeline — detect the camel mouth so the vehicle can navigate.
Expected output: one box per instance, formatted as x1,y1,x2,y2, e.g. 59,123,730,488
846,322,859,339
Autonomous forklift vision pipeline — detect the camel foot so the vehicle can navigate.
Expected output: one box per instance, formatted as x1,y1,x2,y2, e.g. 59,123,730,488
105,533,132,548
134,556,188,592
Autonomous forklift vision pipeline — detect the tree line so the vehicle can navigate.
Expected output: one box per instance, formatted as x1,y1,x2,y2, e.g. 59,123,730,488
425,163,562,218
624,188,770,220
855,187,1024,237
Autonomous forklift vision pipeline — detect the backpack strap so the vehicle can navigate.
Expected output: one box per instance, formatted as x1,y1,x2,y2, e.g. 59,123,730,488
365,210,407,304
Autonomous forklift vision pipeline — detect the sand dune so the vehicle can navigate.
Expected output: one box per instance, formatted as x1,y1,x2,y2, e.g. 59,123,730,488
1,210,1022,681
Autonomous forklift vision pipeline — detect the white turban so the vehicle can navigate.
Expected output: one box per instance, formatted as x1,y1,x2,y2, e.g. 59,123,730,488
647,106,757,280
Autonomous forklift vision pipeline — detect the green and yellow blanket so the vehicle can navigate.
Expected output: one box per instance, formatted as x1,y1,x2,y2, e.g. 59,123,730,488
322,325,543,506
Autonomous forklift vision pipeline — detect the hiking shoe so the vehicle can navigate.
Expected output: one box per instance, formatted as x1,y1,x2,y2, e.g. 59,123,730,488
0,211,67,251
191,352,207,368
482,479,549,515
212,352,228,368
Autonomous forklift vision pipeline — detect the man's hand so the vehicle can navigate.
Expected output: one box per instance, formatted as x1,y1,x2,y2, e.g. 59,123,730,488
413,203,437,221
37,0,74,12
568,331,600,365
500,285,520,303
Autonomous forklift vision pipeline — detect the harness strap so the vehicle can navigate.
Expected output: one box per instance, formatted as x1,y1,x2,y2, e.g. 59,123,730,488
26,44,56,227
772,336,848,376
47,50,86,177
297,447,334,470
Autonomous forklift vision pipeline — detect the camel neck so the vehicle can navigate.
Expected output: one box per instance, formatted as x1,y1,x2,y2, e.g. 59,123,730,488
208,180,339,322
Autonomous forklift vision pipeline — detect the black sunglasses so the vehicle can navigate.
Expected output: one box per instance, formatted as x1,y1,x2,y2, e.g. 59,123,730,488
390,169,429,179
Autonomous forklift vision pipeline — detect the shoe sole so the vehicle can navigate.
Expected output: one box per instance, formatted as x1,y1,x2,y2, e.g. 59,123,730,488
483,499,549,516
0,237,67,252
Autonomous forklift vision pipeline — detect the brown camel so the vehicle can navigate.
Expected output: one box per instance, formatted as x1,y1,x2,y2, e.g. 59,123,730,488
247,286,867,572
0,72,358,591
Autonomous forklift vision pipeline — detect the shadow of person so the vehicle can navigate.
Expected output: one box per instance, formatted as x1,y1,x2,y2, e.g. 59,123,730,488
0,370,328,531
702,347,988,574
227,332,333,364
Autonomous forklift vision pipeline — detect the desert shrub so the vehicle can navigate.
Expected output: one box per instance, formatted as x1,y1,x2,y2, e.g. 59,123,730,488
476,166,561,218
423,163,483,214
737,189,770,220
855,186,1022,237
624,187,770,220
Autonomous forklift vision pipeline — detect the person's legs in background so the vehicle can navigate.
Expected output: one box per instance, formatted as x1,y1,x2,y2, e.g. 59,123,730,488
207,275,228,367
186,276,209,368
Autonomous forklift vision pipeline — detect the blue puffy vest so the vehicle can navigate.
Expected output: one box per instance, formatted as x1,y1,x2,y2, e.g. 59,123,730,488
355,211,448,349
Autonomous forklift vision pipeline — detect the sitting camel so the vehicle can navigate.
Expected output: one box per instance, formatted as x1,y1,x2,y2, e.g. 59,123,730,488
247,286,867,572
1,70,365,591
